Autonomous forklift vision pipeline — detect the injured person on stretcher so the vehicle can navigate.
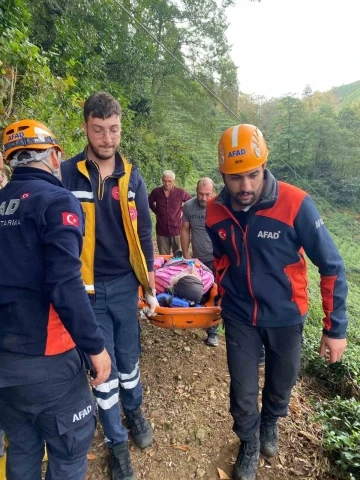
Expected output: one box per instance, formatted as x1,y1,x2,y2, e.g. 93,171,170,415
154,254,215,307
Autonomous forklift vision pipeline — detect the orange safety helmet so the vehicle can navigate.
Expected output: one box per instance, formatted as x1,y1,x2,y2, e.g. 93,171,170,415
218,124,269,174
3,119,61,161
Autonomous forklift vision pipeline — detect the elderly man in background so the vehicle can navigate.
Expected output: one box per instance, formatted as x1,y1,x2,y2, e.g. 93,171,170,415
148,170,191,255
180,177,220,346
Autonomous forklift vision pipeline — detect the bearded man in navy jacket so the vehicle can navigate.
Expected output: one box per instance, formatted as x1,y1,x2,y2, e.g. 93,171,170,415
206,124,348,480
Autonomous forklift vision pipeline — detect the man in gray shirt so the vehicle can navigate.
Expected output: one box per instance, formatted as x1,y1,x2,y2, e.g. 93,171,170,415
180,177,220,346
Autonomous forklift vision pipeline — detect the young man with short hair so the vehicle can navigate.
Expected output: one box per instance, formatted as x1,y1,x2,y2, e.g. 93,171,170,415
61,92,158,480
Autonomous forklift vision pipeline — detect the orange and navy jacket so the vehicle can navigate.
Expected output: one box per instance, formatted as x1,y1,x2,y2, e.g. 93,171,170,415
205,170,348,339
0,168,105,356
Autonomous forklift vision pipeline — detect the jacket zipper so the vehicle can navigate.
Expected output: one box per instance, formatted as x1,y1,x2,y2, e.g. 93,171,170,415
231,225,241,266
243,226,258,326
92,161,113,200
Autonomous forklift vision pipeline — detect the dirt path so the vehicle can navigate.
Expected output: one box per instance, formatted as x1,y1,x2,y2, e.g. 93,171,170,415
85,320,341,480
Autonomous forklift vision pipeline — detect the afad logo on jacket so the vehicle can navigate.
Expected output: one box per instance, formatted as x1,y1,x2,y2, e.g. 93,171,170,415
257,230,281,239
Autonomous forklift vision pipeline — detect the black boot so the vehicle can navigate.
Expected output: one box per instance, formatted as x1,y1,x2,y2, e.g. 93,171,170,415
109,442,136,480
124,407,153,449
233,431,260,480
260,414,278,458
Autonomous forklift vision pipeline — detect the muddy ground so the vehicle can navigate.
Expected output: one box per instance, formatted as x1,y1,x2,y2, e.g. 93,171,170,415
83,320,342,480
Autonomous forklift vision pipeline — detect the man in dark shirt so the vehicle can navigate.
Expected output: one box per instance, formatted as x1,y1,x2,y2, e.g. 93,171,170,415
61,92,158,480
148,170,191,255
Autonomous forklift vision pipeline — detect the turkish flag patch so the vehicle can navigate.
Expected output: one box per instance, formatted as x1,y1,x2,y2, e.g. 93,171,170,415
62,212,79,227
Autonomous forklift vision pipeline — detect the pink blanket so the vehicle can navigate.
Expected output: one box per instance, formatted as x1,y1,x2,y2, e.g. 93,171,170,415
154,257,214,294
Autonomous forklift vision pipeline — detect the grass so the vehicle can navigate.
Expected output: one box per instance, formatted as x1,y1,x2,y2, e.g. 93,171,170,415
301,205,360,477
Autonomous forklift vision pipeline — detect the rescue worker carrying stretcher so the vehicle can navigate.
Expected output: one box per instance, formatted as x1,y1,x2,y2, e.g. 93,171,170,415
0,151,7,480
206,124,348,480
0,120,111,480
61,92,158,480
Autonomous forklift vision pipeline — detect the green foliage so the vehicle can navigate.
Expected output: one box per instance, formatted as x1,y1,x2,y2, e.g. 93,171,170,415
1,2,360,477
315,396,360,476
333,80,360,109
0,0,238,183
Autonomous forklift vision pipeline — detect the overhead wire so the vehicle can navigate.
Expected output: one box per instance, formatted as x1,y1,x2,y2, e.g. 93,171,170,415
113,0,360,239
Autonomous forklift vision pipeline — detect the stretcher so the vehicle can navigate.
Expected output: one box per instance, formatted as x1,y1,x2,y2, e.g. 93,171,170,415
138,256,222,330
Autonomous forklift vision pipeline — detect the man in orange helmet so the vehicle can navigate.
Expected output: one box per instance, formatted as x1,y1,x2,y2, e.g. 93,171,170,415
0,152,6,480
205,124,348,480
0,120,111,480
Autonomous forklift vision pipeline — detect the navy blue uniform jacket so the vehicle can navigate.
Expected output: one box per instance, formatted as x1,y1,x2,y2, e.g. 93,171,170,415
0,168,105,356
206,170,348,339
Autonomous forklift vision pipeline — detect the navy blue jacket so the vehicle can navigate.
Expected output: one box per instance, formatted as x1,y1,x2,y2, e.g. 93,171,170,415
206,170,348,339
0,168,105,356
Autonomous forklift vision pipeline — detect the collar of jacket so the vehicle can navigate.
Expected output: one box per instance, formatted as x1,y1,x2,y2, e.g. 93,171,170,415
12,167,64,187
215,169,279,211
85,149,125,177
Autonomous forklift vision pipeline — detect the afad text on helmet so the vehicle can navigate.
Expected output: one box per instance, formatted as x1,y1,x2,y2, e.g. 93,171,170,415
7,132,24,141
228,149,246,158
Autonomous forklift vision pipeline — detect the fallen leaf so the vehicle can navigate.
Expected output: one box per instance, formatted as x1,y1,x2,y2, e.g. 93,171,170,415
217,467,230,479
87,453,97,460
170,444,190,452
290,468,303,476
298,430,321,445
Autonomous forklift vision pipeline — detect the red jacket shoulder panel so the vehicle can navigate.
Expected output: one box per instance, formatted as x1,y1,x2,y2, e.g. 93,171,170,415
206,197,229,227
255,182,307,227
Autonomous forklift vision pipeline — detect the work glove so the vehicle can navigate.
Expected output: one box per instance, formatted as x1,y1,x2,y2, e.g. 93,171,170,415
144,289,159,317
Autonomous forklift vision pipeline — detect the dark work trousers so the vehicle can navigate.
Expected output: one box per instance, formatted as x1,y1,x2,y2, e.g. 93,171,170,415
202,259,220,337
224,320,303,441
89,272,142,447
0,348,96,480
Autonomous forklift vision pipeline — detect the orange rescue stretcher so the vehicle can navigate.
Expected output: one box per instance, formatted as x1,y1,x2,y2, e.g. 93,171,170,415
138,255,222,330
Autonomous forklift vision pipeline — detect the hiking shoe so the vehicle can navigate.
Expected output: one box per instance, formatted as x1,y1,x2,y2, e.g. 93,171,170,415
109,442,136,480
205,334,219,347
124,407,153,449
259,346,265,365
233,431,260,480
260,414,278,458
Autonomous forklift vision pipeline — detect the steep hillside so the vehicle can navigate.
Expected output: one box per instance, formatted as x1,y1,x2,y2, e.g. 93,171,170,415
332,80,360,108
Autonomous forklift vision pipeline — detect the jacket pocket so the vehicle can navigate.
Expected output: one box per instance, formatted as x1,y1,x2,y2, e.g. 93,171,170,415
284,258,308,316
56,395,96,459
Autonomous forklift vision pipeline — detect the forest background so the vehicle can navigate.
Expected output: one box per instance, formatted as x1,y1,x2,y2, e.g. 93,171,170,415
2,0,360,477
